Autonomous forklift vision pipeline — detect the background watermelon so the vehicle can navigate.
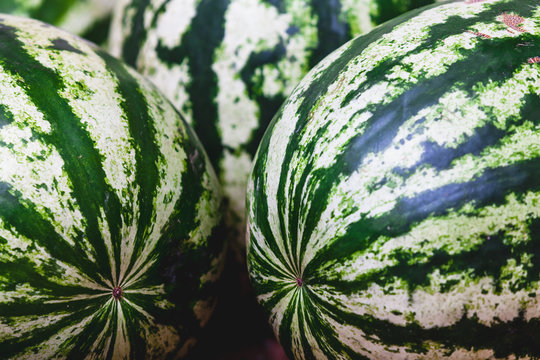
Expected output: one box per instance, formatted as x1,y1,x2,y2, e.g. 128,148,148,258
0,0,115,44
0,15,225,359
108,0,438,257
247,0,540,358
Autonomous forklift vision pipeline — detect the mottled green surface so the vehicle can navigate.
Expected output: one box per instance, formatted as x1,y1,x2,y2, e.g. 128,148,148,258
0,15,225,359
247,0,540,358
109,0,437,257
0,0,114,44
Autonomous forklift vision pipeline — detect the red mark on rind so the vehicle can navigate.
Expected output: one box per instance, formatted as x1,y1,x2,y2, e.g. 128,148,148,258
500,13,527,33
112,286,123,300
467,30,491,39
296,278,304,287
528,57,540,64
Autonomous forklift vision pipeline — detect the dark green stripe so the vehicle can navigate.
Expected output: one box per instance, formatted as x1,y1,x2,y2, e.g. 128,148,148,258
249,124,298,276
248,235,296,282
249,4,400,253
104,303,120,360
297,11,539,273
0,103,15,128
154,225,224,338
0,299,103,358
81,13,113,45
315,228,535,295
121,0,153,67
121,301,150,360
0,279,105,318
422,0,535,49
249,30,381,270
95,49,161,285
394,122,506,179
250,163,299,276
0,255,102,304
240,42,288,157
277,289,301,360
371,0,436,25
252,282,295,316
64,303,114,360
155,0,230,172
0,183,105,288
136,115,224,321
309,288,540,358
30,0,76,26
238,0,360,161
309,0,351,68
48,38,84,54
521,92,540,121
0,1,19,14
342,33,537,171
302,286,363,359
250,1,540,358
291,125,337,269
118,117,224,353
125,290,199,357
305,158,540,277
387,86,536,183
261,0,285,12
0,22,120,282
294,291,318,360
260,23,401,278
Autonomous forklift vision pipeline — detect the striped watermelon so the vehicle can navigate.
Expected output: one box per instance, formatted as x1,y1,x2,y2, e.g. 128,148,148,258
0,15,225,359
108,0,438,257
247,0,540,358
0,0,115,44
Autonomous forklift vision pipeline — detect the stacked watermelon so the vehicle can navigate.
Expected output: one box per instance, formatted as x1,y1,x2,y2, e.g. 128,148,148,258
109,0,439,257
0,15,225,359
247,0,540,358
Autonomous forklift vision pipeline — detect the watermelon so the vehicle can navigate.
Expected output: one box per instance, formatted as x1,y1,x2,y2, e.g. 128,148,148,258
0,15,225,359
247,0,540,358
0,0,115,44
108,0,438,257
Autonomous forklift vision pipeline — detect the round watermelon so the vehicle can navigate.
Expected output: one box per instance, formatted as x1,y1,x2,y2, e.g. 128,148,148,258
0,0,115,44
247,0,540,358
108,0,438,257
0,15,225,359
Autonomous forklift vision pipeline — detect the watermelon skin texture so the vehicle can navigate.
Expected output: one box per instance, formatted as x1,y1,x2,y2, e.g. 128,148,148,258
0,15,225,359
247,0,540,359
108,0,437,257
0,0,115,43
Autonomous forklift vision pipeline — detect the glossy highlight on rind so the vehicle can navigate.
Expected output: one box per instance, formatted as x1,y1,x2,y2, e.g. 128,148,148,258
247,0,540,359
0,15,225,359
108,0,438,256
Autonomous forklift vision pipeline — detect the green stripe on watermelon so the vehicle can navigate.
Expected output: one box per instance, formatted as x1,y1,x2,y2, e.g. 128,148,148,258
109,0,440,258
247,0,540,358
95,49,162,285
0,0,115,44
0,15,224,359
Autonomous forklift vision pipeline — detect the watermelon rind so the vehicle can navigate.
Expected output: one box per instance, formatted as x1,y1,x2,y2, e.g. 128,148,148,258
247,0,540,358
108,0,440,258
0,15,225,359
